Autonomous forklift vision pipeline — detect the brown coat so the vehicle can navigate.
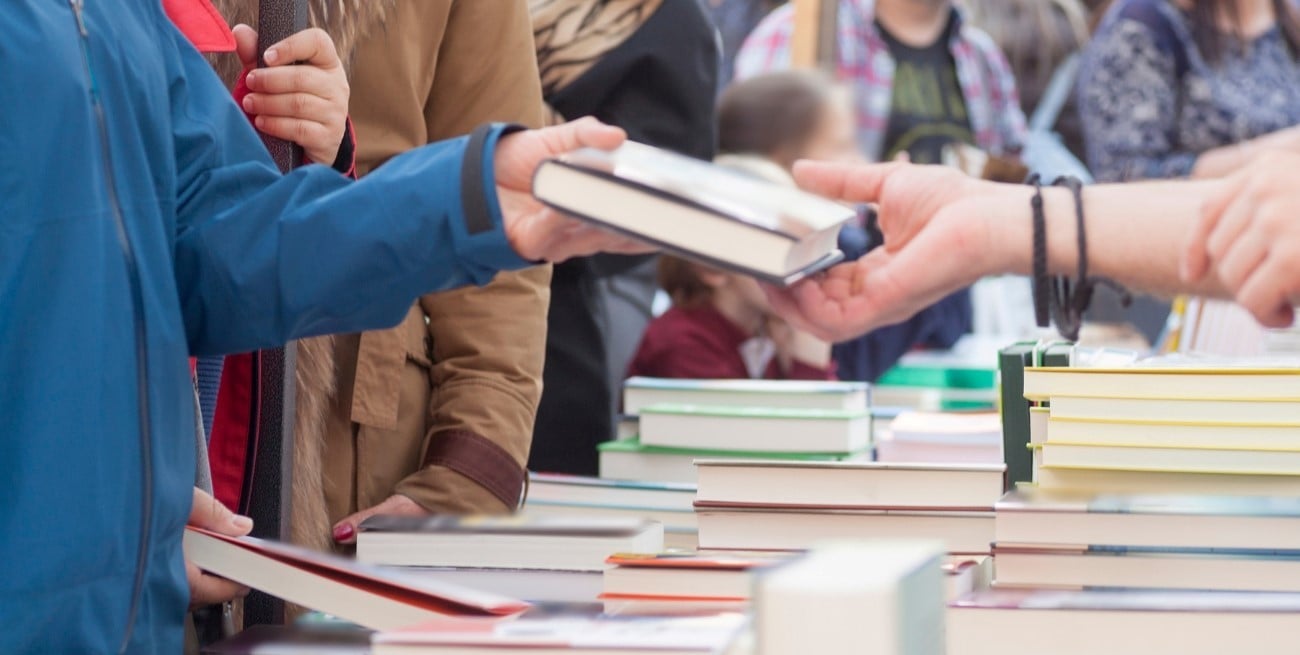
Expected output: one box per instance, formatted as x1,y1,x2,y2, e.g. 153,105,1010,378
211,0,550,555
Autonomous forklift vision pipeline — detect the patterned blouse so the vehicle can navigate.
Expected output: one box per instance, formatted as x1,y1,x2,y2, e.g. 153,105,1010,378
1079,0,1300,182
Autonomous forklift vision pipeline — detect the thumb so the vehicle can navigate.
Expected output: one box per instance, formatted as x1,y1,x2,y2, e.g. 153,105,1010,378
232,24,259,69
331,495,425,544
190,488,253,537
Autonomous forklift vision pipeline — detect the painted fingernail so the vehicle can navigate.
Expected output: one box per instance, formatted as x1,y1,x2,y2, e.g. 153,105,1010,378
265,48,279,64
231,515,253,532
332,523,354,542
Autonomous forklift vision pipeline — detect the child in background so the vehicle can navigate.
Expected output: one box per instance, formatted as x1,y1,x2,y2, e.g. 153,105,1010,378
626,156,835,381
717,71,972,382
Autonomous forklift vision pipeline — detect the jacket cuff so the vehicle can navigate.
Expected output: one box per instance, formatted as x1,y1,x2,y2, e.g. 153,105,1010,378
453,122,532,274
410,429,527,510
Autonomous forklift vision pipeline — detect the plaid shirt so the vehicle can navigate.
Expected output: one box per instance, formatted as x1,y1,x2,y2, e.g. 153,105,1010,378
735,0,1027,162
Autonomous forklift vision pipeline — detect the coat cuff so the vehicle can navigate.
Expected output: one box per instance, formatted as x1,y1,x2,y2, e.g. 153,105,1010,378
407,429,527,510
453,122,532,274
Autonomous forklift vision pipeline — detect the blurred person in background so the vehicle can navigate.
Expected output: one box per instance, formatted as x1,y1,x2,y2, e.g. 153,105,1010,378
528,0,719,476
1079,0,1300,183
965,0,1092,163
736,0,1027,166
627,157,836,383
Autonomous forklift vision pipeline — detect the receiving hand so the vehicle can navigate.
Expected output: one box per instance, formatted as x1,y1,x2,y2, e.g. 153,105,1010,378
330,494,430,545
186,488,253,609
494,118,655,262
764,161,1003,342
234,25,349,166
1182,151,1300,327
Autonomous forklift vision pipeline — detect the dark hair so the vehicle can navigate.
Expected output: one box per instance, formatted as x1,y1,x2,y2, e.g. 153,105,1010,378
717,71,838,170
658,256,714,308
1187,0,1300,64
966,0,1089,113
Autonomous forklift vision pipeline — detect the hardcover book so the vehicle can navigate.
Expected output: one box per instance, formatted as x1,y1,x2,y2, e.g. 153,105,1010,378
532,142,855,285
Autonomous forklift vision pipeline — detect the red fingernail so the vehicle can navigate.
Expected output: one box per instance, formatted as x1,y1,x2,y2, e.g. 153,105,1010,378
332,523,354,542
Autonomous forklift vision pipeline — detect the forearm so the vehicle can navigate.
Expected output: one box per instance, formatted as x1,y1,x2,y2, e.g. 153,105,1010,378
983,180,1230,298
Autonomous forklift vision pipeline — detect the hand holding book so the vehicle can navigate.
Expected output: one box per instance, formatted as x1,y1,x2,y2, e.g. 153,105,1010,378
496,118,654,263
187,488,253,610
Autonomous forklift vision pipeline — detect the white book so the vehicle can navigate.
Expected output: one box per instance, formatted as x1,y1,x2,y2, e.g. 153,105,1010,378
695,507,994,554
638,404,871,454
1045,417,1300,449
1041,442,1300,476
992,546,1300,593
948,589,1300,655
182,528,527,631
356,516,664,572
694,459,1005,510
1023,366,1300,401
622,377,869,414
533,142,855,285
755,541,946,655
1048,395,1300,425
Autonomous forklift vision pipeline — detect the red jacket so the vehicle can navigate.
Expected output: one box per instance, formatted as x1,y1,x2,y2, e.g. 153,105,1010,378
627,304,835,381
167,0,356,510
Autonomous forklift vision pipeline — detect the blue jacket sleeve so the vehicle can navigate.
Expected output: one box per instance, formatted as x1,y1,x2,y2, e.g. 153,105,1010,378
163,26,527,357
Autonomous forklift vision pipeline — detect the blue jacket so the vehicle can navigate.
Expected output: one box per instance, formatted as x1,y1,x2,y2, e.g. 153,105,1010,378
0,2,528,652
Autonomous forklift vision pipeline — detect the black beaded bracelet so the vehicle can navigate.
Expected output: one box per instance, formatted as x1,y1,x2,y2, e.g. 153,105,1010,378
1028,175,1050,329
1046,176,1131,341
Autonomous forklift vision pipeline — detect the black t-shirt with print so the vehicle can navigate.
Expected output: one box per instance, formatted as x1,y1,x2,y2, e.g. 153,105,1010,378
878,13,974,164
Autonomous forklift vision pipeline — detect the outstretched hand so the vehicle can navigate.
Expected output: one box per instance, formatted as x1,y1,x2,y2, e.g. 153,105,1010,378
495,118,655,262
765,161,1005,342
1182,151,1300,327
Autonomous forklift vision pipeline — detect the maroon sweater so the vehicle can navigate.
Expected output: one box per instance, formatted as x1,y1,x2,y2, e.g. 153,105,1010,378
627,304,835,380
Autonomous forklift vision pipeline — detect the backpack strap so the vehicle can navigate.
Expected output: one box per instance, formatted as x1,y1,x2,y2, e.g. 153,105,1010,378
1030,52,1080,133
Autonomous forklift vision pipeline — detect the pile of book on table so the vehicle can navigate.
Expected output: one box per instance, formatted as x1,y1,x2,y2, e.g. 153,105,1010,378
692,458,1003,556
945,359,1300,655
519,472,699,549
600,378,873,485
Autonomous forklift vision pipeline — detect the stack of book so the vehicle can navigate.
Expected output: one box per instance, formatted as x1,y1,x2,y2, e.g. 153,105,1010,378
601,549,986,612
692,459,1004,555
948,588,1300,655
992,489,1300,592
520,473,699,549
600,551,785,614
1023,365,1300,494
875,410,1003,464
600,378,873,484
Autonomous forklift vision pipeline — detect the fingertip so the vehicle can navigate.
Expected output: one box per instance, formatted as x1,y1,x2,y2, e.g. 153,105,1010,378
230,515,253,534
264,47,280,65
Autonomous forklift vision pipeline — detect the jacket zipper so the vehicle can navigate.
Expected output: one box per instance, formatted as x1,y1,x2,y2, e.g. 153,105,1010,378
68,2,155,652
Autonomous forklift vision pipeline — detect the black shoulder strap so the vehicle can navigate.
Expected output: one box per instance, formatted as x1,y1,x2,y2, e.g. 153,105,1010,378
243,0,308,629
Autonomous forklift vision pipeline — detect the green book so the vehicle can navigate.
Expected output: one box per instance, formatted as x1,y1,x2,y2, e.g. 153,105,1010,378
998,342,1073,488
597,438,871,485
